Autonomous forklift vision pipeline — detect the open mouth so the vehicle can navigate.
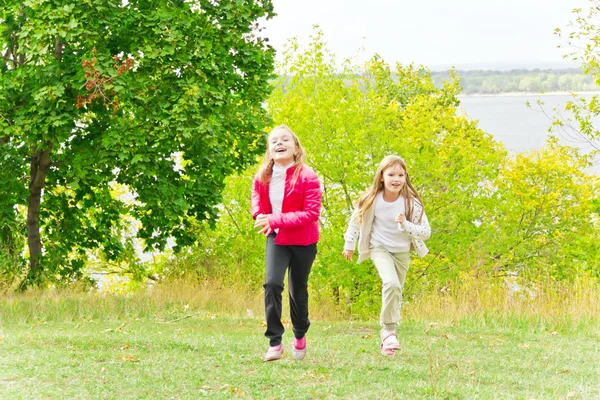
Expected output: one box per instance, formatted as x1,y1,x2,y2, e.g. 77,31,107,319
275,148,287,153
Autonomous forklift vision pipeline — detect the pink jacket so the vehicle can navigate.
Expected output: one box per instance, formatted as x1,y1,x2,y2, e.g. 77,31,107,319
251,165,322,246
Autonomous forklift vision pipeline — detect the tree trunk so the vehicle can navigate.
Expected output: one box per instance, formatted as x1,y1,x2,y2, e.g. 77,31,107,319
1,226,14,256
27,145,52,276
23,36,62,281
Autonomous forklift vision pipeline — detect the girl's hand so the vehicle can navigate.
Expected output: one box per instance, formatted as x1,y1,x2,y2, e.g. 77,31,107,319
395,213,406,224
342,249,354,261
254,214,273,235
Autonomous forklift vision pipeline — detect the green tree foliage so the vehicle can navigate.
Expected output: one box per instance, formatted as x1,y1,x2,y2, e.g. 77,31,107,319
554,1,600,156
0,0,275,285
468,139,599,280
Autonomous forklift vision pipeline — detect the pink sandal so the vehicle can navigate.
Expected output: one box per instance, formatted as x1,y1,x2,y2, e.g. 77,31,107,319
380,330,402,351
380,344,396,356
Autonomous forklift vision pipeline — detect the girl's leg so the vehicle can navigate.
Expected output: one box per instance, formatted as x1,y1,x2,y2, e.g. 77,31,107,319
287,243,317,340
264,234,291,347
371,248,410,354
391,251,411,318
370,247,403,330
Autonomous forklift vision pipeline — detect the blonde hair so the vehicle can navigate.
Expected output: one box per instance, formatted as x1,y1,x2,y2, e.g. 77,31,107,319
356,155,424,224
257,124,307,188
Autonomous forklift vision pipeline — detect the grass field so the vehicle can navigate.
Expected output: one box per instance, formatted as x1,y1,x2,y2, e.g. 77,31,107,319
0,283,599,399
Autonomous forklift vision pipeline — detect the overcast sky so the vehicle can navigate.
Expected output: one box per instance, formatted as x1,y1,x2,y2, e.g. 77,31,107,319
261,0,590,70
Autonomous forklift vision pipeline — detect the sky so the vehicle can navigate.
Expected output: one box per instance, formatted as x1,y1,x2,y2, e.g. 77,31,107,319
261,0,591,70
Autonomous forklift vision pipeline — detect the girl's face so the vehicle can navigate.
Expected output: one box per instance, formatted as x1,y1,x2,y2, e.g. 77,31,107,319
380,164,406,195
269,129,298,167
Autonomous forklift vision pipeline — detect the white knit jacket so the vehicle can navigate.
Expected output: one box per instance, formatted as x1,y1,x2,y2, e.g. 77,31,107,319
343,198,431,263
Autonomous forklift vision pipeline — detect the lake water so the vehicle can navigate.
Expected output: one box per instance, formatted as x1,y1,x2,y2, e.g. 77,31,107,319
458,94,598,153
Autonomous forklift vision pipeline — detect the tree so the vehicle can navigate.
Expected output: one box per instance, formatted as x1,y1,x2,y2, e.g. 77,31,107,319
0,0,275,285
472,139,599,280
555,1,600,155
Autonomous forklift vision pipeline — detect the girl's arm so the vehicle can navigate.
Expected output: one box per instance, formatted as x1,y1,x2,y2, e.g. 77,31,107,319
267,175,322,228
398,209,431,241
251,178,262,220
343,208,360,251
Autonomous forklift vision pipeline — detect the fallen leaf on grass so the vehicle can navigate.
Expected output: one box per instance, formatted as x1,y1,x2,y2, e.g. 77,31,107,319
424,322,439,334
517,343,530,349
558,369,572,374
120,355,140,362
260,321,267,327
549,330,559,336
121,343,130,350
104,322,129,334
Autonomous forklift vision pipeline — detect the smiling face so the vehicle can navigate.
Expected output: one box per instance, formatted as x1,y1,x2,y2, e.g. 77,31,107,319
380,163,406,198
268,128,298,167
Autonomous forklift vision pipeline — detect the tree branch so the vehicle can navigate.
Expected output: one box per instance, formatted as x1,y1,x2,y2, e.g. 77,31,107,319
222,202,242,235
54,37,63,62
2,48,14,67
157,312,204,324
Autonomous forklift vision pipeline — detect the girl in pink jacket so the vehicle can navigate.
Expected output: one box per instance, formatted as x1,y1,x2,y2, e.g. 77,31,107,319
252,125,322,362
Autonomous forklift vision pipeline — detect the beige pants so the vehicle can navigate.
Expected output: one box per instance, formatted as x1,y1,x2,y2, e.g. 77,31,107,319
370,246,411,331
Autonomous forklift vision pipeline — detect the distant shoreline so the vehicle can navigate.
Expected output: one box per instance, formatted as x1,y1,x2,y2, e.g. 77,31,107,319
459,91,600,98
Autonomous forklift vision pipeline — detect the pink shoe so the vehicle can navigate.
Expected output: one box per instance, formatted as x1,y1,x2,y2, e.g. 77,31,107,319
293,336,307,360
264,344,283,361
380,344,396,356
380,329,401,350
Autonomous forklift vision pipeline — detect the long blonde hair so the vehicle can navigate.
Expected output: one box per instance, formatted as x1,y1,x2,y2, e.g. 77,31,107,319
356,155,424,224
257,125,307,188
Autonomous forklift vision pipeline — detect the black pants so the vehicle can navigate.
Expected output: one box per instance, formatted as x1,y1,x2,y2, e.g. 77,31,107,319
263,234,317,346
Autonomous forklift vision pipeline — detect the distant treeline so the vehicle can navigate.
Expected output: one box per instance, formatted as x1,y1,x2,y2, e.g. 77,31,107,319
430,68,599,94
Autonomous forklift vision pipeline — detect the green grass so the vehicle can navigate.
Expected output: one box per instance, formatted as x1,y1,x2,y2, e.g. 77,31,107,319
1,310,599,399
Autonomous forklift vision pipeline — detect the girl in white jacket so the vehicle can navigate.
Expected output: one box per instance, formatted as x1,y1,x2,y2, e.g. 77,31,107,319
342,155,431,356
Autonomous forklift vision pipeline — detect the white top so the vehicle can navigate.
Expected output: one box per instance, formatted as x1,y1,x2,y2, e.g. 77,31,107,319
269,163,294,233
370,192,411,253
269,162,294,215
